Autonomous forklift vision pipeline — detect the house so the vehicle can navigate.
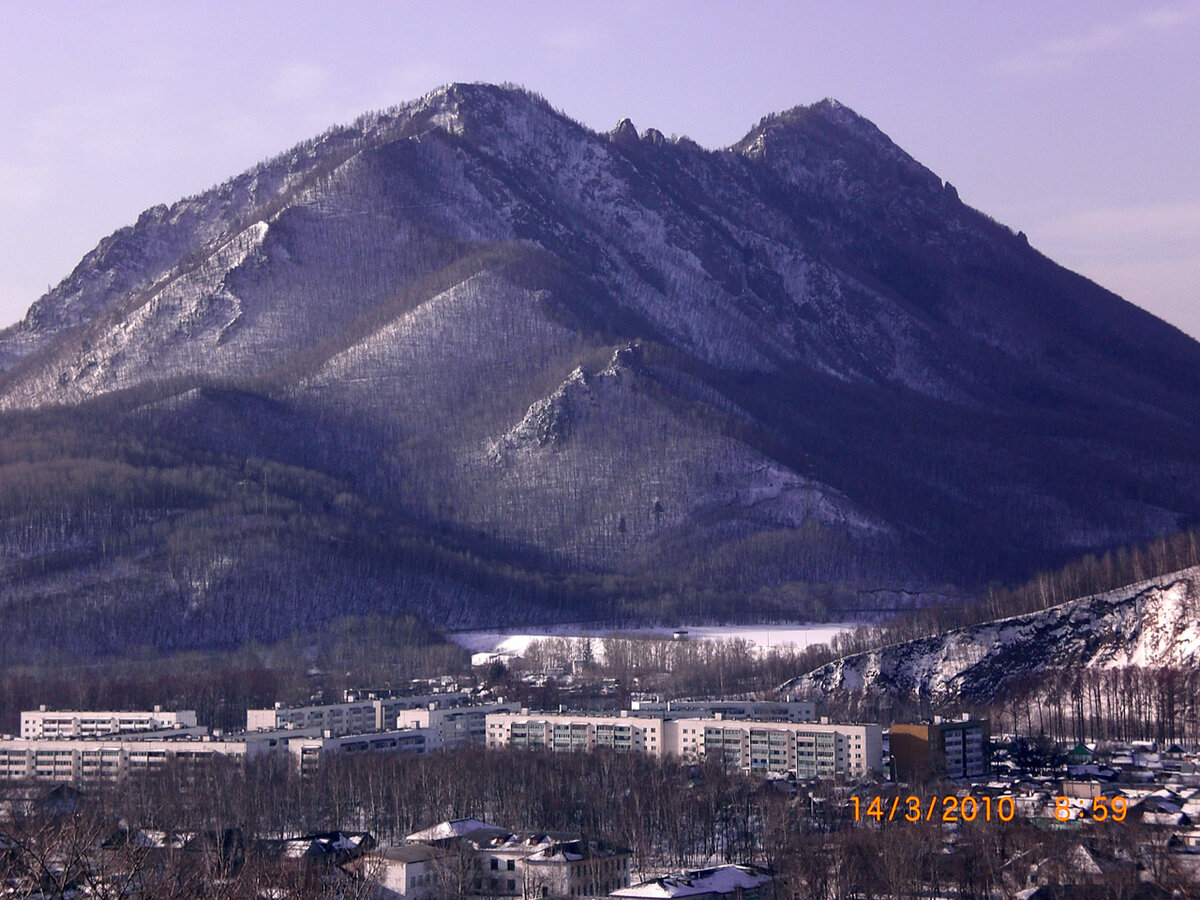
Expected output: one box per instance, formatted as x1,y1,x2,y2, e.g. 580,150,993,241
405,820,631,897
355,844,445,899
0,783,85,820
258,830,376,866
1023,842,1141,894
1066,744,1095,765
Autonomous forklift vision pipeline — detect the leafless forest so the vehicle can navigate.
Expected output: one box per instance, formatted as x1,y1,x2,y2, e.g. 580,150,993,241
4,748,1197,899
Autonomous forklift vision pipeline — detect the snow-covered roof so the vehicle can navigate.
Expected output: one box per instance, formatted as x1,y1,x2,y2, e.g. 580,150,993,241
405,818,497,842
1143,811,1189,827
612,865,771,898
260,830,374,861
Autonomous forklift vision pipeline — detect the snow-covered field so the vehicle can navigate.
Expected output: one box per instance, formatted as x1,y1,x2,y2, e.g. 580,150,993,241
450,623,857,658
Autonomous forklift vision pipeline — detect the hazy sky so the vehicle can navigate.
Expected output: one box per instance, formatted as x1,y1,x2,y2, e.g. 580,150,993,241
2,1,1198,338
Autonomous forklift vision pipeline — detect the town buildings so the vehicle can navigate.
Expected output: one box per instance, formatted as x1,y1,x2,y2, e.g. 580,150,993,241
5,699,882,785
394,702,521,750
0,696,517,784
364,843,444,899
286,728,436,777
487,712,667,758
627,699,816,722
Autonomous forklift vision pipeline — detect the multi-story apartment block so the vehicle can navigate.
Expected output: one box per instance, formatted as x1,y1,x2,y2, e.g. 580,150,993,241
3,696,524,784
287,728,435,777
666,717,880,778
487,711,667,756
0,732,285,783
394,702,520,750
19,706,198,739
890,716,990,782
246,693,472,736
486,710,881,778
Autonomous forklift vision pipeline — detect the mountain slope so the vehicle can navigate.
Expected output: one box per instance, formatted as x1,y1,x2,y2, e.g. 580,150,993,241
2,83,1200,657
785,566,1200,702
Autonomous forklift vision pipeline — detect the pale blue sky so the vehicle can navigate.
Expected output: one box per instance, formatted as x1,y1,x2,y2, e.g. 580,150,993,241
2,1,1198,337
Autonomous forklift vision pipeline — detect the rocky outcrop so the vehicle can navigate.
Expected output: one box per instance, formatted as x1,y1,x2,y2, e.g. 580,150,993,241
785,567,1200,701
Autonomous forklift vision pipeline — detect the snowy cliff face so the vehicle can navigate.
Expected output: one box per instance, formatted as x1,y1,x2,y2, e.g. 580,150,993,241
3,83,1200,654
788,567,1200,702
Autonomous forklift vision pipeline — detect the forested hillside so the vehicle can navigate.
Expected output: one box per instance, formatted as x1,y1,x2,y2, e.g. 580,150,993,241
3,84,1200,659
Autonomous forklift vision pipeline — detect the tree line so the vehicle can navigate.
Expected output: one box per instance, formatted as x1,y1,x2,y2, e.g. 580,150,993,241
4,747,1197,898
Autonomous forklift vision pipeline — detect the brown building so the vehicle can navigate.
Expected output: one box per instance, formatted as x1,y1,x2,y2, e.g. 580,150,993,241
890,716,989,782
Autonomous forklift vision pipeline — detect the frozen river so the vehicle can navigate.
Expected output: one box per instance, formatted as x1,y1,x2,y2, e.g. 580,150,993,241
450,622,858,658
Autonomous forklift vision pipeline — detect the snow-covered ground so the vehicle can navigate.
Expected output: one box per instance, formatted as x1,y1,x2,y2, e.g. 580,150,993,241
450,623,857,658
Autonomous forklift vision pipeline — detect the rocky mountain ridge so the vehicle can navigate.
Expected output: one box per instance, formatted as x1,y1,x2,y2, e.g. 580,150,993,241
786,566,1200,702
2,83,1200,658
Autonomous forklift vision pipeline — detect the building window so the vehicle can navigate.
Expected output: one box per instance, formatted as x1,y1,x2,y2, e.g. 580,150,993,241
491,859,499,870
507,860,515,871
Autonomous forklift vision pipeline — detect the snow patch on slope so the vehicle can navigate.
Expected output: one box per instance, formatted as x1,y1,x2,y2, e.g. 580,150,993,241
1,222,269,408
489,345,638,457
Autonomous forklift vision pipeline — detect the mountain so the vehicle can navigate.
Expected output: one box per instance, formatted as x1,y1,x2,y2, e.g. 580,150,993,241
784,565,1200,702
2,82,1200,660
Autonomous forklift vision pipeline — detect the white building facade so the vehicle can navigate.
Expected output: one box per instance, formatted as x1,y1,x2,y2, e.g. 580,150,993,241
665,717,881,777
245,693,474,736
19,706,198,739
486,710,881,778
0,733,279,782
486,712,666,757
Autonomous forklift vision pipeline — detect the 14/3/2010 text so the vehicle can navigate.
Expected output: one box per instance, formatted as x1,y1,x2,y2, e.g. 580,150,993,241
850,795,1128,823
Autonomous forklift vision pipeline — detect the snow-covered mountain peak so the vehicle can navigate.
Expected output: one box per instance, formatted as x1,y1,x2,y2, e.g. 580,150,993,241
735,96,943,201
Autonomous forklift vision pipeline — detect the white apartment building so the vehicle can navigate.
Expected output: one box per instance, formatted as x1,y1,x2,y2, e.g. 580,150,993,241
665,717,882,778
486,711,666,756
486,710,881,778
246,692,470,736
19,706,198,739
0,732,282,783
